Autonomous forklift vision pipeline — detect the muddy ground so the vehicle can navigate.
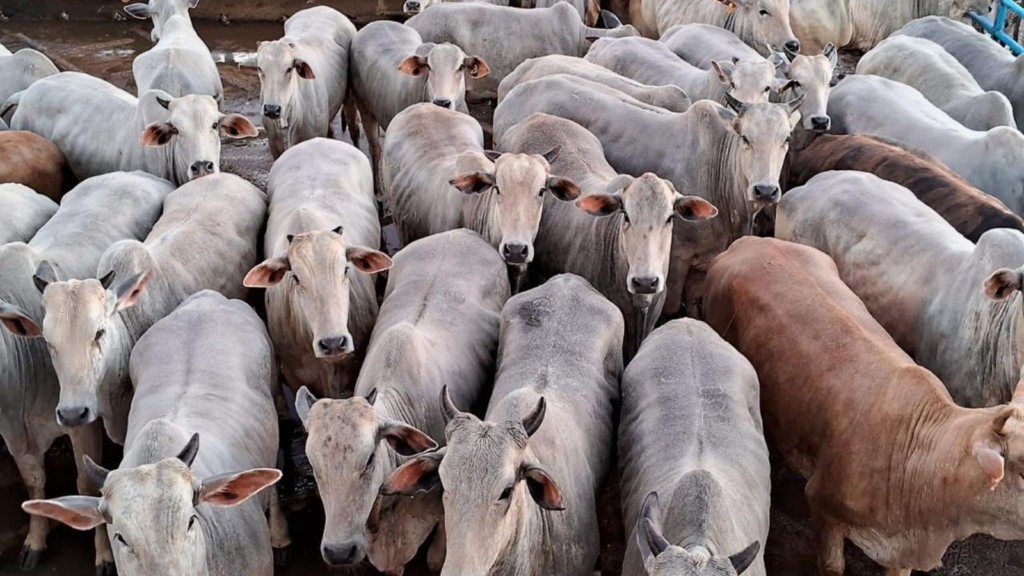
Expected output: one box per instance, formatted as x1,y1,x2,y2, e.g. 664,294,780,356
1,7,1023,576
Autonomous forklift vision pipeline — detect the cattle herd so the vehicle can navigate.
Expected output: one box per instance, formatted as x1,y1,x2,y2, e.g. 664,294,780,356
2,0,1024,575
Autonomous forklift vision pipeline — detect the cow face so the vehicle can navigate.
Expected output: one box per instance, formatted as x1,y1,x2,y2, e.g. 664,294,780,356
398,44,490,111
576,174,717,304
450,150,581,266
34,270,150,428
772,43,836,132
637,492,761,575
123,0,199,42
22,435,280,576
139,93,258,185
718,0,799,57
382,392,561,576
296,389,437,570
256,40,315,128
716,96,802,206
244,228,392,362
712,58,776,104
402,0,443,15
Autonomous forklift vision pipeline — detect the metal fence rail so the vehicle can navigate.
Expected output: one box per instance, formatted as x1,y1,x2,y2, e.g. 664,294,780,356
969,0,1024,54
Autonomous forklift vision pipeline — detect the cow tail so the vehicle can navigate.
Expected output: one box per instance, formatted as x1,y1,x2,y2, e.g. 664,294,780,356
342,83,361,150
0,90,24,123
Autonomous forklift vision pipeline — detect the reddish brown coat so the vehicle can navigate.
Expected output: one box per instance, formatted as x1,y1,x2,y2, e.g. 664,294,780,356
0,131,69,202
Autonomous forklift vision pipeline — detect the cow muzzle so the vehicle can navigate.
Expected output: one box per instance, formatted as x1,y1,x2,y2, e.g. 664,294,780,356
750,183,782,204
315,334,354,360
629,276,661,295
263,104,282,120
809,115,831,132
56,405,95,428
189,161,216,179
500,242,532,265
403,0,421,14
322,542,365,567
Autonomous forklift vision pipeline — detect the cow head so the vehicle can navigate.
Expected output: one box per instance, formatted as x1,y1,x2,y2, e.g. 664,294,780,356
576,174,716,305
716,0,799,57
956,0,995,18
636,492,761,575
296,387,438,570
256,40,316,129
398,43,490,111
22,432,280,576
123,0,200,42
450,149,580,266
771,43,836,132
244,227,392,362
139,92,258,185
382,388,562,576
402,0,442,15
716,95,803,206
712,57,777,104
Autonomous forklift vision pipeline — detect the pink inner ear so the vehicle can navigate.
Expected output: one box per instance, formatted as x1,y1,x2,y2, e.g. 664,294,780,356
976,447,1005,489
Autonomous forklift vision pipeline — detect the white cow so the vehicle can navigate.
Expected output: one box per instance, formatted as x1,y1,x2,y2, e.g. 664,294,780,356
0,183,57,245
635,0,800,55
124,0,200,42
257,6,357,158
404,0,510,15
297,229,509,574
23,291,284,576
0,48,58,110
8,72,257,185
245,138,390,399
0,171,171,574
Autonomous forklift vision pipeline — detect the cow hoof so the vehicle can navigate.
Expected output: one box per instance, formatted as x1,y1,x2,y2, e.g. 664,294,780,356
19,546,43,571
274,546,292,567
95,560,117,576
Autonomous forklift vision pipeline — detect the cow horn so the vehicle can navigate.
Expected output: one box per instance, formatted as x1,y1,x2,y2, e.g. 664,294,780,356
785,93,806,112
365,387,378,405
331,225,344,236
99,270,117,290
638,492,670,556
286,234,296,244
522,397,546,437
723,92,747,114
440,386,462,425
177,433,200,467
33,261,57,295
82,455,110,490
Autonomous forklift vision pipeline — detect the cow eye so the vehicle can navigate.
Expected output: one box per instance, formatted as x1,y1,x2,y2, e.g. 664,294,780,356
188,516,197,531
759,8,770,15
457,64,465,72
364,450,376,472
211,122,219,131
622,213,631,224
784,136,792,146
741,135,751,146
499,485,514,501
291,274,301,286
115,533,130,547
285,66,293,75
493,186,501,195
789,81,802,89
95,329,106,342
763,86,771,93
538,187,546,197
665,215,674,225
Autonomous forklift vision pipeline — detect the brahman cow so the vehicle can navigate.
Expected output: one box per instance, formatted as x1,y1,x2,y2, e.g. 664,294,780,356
499,113,717,357
829,74,1024,213
8,72,257,185
0,131,69,201
619,319,768,576
123,0,200,42
788,134,1024,242
23,291,285,576
245,138,390,399
857,35,1014,131
494,75,802,318
705,236,1024,576
633,0,800,55
298,229,508,574
257,6,357,158
0,171,171,574
0,183,57,245
0,47,58,110
384,273,623,576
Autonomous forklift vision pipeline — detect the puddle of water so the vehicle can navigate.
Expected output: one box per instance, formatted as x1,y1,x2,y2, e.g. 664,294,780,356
211,49,257,67
94,48,134,58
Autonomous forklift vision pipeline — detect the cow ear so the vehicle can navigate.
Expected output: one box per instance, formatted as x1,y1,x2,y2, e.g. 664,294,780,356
520,465,563,510
380,449,445,496
189,0,200,7
295,386,317,430
711,60,734,84
985,268,1022,300
973,443,1005,490
823,42,838,67
347,246,394,274
23,497,105,530
123,3,153,19
34,260,57,294
0,301,42,338
575,193,622,217
378,419,439,457
140,122,178,146
293,59,315,80
450,172,495,195
545,176,581,201
637,492,669,566
674,196,718,222
464,56,490,79
398,55,429,77
219,114,259,139
243,256,291,288
729,541,761,574
199,469,283,507
113,271,150,312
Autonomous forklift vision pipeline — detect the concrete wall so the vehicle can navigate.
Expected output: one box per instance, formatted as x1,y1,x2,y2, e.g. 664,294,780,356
1,0,404,22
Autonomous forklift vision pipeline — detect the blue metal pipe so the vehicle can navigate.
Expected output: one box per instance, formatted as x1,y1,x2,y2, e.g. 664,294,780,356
968,0,1024,55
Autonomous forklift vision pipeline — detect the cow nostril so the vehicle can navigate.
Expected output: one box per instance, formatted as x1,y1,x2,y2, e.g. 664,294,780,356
317,336,350,356
263,104,282,119
190,161,215,175
432,99,453,108
811,116,831,131
753,184,781,203
501,243,529,264
405,1,421,10
785,40,801,54
57,407,91,427
630,277,660,294
322,543,362,566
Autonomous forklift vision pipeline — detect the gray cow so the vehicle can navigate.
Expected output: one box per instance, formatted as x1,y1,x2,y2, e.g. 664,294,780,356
384,273,623,576
8,72,257,185
619,319,768,576
30,173,265,450
23,291,284,576
777,170,1024,408
407,2,638,95
257,6,357,159
635,0,800,56
828,74,1024,213
125,0,223,102
384,103,581,272
660,24,836,132
499,113,718,358
0,183,57,245
857,35,1014,131
497,55,691,112
297,229,509,574
0,171,171,574
245,138,390,399
350,21,490,194
494,75,802,319
896,16,1024,131
0,48,58,111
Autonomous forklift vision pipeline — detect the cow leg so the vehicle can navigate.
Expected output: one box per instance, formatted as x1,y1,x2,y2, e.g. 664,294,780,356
69,421,115,576
343,91,361,150
361,108,384,207
883,570,911,576
809,505,845,576
11,447,48,570
426,520,447,574
269,486,293,566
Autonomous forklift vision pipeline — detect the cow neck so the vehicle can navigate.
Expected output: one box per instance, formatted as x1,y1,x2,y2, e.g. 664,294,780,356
714,128,756,240
98,311,137,417
374,386,421,472
490,452,551,576
979,291,1024,404
463,187,502,249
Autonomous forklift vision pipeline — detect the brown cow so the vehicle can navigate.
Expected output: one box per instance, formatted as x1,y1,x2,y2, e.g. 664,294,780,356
704,236,1024,576
0,131,69,202
788,134,1024,243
